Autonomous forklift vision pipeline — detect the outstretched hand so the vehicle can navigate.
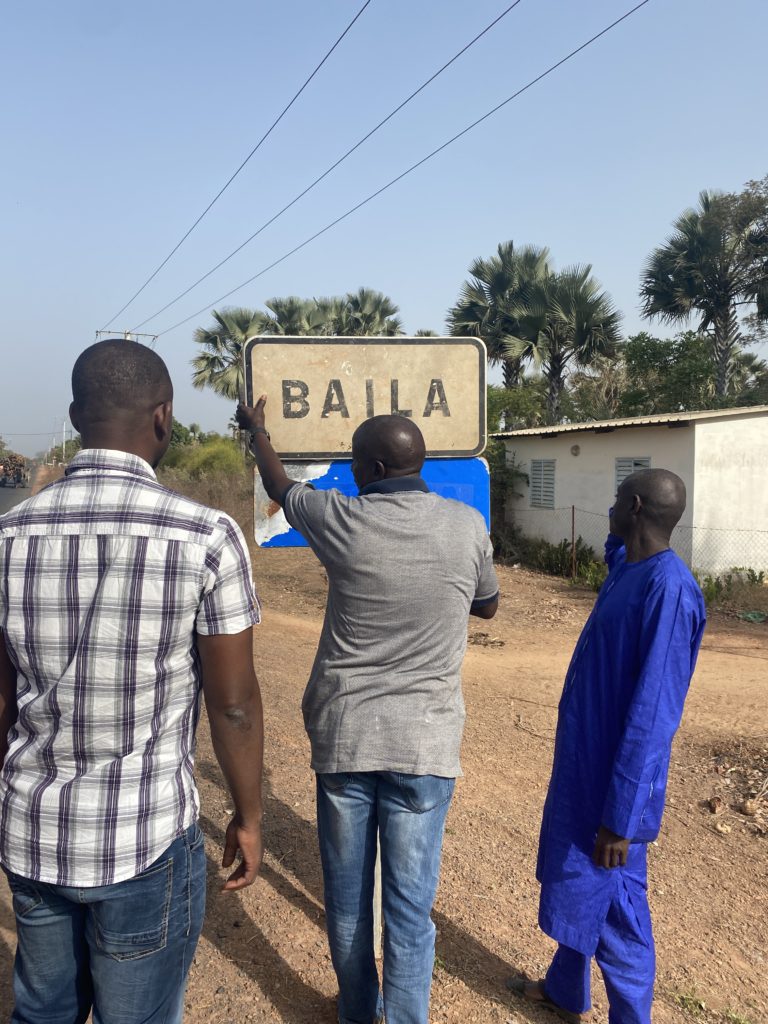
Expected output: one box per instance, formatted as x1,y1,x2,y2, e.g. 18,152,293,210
592,825,630,869
235,395,267,433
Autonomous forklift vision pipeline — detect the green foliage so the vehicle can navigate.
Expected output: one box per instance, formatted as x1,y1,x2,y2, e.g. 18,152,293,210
485,441,527,538
514,534,598,578
192,289,403,398
575,559,609,592
504,263,623,424
694,571,734,605
161,436,244,478
448,241,552,387
640,181,768,398
487,380,547,430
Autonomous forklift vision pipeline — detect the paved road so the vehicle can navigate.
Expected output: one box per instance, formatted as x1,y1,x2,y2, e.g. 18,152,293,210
0,481,32,516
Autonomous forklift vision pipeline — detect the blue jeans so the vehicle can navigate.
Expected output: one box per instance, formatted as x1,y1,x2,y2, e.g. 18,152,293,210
4,823,206,1024
316,771,455,1024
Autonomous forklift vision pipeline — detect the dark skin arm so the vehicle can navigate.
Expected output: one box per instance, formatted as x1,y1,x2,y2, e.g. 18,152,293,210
470,596,499,620
198,627,264,891
0,630,18,771
592,825,630,869
235,397,293,506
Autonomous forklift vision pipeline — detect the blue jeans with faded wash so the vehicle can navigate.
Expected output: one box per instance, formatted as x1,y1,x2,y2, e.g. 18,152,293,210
3,822,206,1024
316,771,455,1024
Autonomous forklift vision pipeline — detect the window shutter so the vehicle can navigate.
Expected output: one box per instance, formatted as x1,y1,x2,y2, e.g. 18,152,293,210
615,457,651,492
530,459,555,508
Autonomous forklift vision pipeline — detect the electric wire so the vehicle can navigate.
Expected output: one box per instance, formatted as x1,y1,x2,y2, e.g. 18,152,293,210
155,0,652,339
129,0,526,331
98,0,374,331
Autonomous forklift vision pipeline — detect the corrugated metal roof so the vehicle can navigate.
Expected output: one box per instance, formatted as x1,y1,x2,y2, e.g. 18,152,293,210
492,405,768,438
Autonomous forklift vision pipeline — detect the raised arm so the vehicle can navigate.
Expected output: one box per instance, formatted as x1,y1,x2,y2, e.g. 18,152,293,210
0,630,18,770
236,396,294,506
198,627,264,891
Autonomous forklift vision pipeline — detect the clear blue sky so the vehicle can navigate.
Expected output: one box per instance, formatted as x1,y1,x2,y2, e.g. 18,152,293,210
2,0,766,456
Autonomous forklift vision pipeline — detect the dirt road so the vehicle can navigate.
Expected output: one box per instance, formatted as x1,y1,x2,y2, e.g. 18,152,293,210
1,551,766,1023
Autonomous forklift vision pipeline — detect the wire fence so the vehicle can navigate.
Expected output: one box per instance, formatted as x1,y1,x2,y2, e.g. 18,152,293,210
509,507,768,578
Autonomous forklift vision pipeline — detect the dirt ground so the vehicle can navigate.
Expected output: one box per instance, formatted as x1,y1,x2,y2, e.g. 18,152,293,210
1,542,767,1023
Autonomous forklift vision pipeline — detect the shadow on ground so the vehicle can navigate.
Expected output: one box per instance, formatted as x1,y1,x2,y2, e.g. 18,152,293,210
197,761,543,1022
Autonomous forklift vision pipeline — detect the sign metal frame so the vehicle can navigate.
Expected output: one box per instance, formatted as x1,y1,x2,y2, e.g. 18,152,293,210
243,335,487,460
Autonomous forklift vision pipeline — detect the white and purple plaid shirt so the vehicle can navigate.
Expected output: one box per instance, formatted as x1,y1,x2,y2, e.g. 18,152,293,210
0,449,260,887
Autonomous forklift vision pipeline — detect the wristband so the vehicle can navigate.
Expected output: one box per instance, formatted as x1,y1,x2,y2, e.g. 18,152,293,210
250,427,271,441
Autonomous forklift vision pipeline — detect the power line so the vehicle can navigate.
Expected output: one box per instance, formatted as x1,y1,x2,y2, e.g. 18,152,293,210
129,0,526,332
155,0,653,340
98,0,374,332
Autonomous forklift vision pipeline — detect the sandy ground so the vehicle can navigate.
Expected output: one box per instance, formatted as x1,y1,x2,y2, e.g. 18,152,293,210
1,524,767,1022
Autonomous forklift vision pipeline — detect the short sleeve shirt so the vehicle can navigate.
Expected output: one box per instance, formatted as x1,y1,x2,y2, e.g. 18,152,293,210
0,449,260,886
283,478,498,777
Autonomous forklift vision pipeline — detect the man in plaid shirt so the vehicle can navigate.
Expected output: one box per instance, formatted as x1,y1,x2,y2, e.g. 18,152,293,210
0,340,264,1023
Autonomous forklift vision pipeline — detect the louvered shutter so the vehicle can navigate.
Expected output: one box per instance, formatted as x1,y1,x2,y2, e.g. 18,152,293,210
615,457,651,492
530,459,555,508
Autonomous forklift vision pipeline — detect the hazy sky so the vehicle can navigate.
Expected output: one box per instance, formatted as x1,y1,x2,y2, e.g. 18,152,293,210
2,0,766,456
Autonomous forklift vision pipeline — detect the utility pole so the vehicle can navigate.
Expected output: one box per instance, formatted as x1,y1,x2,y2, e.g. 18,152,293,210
94,330,158,347
62,420,66,463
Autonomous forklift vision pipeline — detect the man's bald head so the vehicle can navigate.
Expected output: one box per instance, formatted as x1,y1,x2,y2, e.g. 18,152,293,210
72,339,173,426
70,340,174,467
351,415,426,487
612,468,686,540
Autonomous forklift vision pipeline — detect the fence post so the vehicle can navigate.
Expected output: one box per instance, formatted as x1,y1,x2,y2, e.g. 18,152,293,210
571,505,576,579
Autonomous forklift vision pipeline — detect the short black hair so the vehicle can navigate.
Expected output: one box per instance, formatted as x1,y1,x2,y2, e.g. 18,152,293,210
72,339,173,421
620,468,686,533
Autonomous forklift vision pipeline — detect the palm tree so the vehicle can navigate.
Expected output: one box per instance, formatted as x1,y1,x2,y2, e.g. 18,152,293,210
316,288,403,336
192,307,269,400
260,296,328,335
506,266,622,424
448,241,552,387
640,190,768,397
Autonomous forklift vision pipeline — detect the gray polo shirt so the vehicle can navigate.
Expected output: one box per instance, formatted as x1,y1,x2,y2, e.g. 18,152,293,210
283,477,499,777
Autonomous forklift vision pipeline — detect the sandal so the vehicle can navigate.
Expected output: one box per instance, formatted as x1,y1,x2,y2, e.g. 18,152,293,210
506,975,588,1022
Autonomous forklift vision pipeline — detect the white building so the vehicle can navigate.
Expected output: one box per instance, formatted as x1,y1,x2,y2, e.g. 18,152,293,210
494,405,768,574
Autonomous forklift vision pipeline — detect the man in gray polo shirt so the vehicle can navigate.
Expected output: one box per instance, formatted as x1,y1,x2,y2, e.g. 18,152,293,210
237,398,498,1024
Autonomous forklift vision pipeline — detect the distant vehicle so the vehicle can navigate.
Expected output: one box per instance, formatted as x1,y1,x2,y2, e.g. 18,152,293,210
0,453,28,488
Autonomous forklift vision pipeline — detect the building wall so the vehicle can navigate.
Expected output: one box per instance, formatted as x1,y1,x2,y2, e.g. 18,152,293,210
503,426,696,563
692,413,768,572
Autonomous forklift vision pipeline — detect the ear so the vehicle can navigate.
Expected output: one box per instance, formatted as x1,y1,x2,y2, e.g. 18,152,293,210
372,459,387,481
630,493,642,515
153,401,173,443
69,401,80,433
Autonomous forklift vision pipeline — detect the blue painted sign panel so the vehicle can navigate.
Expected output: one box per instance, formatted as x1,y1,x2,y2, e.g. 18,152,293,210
254,458,490,548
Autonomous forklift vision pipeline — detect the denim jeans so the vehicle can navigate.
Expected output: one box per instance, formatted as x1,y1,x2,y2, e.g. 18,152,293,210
316,771,455,1024
4,822,206,1024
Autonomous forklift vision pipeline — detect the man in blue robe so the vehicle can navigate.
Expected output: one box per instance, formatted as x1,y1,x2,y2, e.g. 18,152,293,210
510,468,706,1023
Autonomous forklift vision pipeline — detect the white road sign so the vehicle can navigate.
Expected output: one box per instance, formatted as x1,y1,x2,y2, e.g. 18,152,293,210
243,336,487,459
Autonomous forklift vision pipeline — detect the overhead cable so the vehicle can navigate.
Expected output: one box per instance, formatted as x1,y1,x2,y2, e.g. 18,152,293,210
129,0,526,331
155,0,653,339
99,0,374,331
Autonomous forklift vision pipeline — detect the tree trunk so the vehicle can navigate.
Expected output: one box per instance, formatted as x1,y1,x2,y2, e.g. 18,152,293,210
711,305,741,398
545,354,565,424
502,357,522,389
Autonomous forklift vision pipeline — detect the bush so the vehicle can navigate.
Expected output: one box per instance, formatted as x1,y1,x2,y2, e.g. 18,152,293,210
693,568,768,613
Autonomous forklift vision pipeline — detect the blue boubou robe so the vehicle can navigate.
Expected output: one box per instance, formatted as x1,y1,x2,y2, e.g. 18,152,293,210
536,538,706,954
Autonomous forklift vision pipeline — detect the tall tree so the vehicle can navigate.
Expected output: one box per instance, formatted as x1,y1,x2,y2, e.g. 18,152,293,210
448,241,551,387
191,307,268,400
640,187,768,397
505,265,622,423
192,290,403,399
316,288,403,336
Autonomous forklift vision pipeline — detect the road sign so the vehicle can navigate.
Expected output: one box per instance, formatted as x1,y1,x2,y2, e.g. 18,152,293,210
243,336,486,459
254,458,490,547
